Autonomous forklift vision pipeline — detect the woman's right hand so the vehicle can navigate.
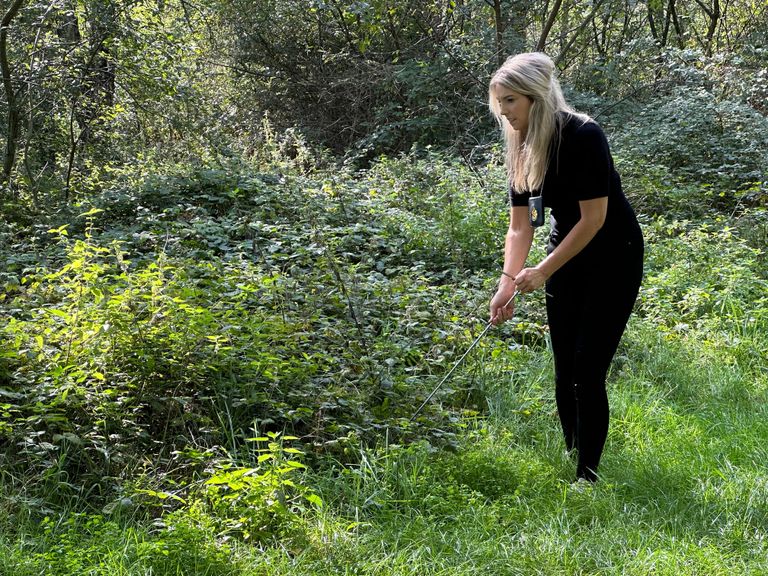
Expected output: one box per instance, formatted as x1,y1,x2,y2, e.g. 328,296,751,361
489,284,516,326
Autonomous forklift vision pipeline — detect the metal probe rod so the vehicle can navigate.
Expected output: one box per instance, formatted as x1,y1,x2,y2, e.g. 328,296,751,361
409,290,518,422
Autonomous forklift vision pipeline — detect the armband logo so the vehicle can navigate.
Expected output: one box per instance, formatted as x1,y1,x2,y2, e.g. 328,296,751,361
528,195,544,227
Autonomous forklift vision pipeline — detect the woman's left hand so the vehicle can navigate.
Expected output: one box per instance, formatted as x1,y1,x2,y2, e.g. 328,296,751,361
514,266,548,294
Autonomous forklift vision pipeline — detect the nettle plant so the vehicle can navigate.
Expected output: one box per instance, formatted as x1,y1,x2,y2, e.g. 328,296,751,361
2,212,308,489
1,155,552,508
639,218,767,355
201,431,322,544
131,431,322,546
3,218,210,488
614,85,768,204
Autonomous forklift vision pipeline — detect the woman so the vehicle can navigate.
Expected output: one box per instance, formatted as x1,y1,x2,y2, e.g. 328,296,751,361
488,52,643,482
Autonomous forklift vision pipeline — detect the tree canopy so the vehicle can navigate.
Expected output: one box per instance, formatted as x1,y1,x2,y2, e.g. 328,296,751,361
0,0,765,202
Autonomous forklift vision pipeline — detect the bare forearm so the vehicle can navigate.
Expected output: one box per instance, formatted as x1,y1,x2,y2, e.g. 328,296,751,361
491,223,532,324
503,226,534,284
513,197,607,294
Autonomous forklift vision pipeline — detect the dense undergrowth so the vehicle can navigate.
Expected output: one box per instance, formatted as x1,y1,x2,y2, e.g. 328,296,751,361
0,148,766,574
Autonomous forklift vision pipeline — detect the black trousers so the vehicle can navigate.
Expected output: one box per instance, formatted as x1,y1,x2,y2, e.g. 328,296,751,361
545,238,643,481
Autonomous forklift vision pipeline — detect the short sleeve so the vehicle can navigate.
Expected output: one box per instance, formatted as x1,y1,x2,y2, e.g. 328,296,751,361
562,121,612,201
508,187,531,207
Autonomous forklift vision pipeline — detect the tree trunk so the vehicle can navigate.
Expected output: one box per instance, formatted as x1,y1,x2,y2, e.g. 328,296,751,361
647,0,660,44
559,0,572,54
1,0,26,186
695,0,721,55
616,1,631,53
490,0,505,67
661,1,672,46
78,0,117,144
555,0,606,66
668,0,684,48
537,0,564,52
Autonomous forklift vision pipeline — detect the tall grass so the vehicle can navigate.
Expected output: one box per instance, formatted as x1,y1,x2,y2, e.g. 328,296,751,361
2,312,765,575
0,153,766,575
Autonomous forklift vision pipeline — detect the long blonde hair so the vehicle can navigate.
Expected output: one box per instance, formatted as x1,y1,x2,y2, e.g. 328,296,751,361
488,52,588,192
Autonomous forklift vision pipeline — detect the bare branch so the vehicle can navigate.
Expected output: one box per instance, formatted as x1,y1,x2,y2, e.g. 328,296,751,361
1,0,27,185
537,0,563,52
554,0,606,66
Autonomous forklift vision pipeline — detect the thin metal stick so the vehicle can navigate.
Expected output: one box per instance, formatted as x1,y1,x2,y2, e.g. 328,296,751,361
409,290,518,422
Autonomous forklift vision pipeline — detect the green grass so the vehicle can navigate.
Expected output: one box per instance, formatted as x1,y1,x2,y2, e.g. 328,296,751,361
1,157,766,574
2,314,766,575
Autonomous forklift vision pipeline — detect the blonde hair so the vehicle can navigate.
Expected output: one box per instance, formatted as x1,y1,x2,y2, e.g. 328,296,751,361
488,52,589,192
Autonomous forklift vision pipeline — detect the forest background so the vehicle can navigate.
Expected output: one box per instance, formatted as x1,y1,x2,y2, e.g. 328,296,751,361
0,1,767,574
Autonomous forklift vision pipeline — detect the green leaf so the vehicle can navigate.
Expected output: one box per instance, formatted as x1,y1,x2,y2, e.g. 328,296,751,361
137,489,186,503
47,225,69,235
48,309,71,321
306,494,323,508
78,208,105,218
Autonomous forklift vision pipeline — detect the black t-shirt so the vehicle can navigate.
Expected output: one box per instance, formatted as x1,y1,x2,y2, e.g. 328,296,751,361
510,113,641,266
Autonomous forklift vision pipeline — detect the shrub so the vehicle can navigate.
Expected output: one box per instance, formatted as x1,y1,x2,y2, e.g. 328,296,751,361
613,86,768,197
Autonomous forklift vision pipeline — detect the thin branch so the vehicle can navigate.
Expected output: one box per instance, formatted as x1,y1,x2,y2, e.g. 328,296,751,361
554,0,606,66
1,0,27,185
536,0,564,52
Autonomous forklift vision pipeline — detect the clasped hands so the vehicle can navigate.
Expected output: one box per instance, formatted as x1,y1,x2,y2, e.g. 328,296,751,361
489,266,547,326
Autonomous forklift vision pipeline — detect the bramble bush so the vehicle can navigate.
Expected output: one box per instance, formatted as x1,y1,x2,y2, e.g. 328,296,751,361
0,151,541,510
0,142,766,557
638,217,767,377
612,85,768,210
